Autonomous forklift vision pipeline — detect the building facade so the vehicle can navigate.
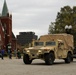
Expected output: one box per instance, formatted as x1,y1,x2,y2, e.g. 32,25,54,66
0,0,16,52
16,32,38,46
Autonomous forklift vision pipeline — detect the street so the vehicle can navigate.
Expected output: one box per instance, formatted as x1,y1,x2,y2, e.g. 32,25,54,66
0,57,76,75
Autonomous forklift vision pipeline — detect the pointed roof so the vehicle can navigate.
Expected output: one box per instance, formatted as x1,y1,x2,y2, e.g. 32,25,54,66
2,0,9,16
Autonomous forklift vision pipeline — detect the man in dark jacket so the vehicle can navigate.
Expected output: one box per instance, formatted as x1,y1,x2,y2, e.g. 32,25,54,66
1,49,5,59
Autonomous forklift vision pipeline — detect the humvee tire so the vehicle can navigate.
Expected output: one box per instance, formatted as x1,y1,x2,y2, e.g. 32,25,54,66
23,54,32,64
44,52,55,65
65,53,71,63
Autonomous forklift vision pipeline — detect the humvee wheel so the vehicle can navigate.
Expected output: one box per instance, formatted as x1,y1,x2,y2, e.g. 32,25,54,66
23,54,32,64
65,53,71,63
70,53,73,62
44,52,55,65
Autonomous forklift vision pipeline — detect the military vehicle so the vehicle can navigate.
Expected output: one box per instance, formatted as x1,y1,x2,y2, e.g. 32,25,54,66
23,34,74,65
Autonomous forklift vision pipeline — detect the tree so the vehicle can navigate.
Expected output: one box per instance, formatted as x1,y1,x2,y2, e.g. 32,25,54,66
48,22,55,34
48,6,76,46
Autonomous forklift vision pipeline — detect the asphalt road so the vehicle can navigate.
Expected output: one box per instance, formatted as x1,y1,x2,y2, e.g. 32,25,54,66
0,57,76,75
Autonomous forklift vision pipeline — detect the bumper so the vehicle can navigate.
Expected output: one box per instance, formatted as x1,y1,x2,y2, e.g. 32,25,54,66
24,50,49,59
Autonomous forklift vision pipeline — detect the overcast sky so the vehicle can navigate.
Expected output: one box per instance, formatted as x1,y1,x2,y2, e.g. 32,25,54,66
0,0,76,37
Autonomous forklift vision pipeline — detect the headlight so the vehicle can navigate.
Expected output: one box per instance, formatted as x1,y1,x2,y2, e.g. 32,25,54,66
38,50,42,53
26,50,30,53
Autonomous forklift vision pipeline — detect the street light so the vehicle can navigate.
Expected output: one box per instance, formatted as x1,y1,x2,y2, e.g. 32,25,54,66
65,25,72,34
65,25,69,29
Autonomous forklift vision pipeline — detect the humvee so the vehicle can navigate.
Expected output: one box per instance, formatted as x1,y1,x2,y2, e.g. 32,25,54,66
23,34,74,65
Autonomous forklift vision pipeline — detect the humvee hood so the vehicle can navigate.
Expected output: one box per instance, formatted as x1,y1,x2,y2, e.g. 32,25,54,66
25,46,54,50
40,46,54,50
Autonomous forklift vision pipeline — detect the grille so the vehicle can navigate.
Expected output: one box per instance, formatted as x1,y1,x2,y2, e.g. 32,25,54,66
30,50,38,54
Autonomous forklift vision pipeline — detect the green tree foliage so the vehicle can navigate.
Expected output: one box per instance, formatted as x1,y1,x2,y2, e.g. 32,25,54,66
48,6,76,46
48,22,55,34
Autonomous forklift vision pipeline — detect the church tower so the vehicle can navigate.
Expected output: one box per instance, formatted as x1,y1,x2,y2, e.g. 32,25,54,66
2,0,9,16
0,0,12,51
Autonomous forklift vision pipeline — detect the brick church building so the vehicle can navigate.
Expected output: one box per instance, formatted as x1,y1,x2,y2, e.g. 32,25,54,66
0,0,16,52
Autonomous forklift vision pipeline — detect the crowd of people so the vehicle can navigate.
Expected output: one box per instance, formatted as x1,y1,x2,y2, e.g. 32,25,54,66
0,48,22,60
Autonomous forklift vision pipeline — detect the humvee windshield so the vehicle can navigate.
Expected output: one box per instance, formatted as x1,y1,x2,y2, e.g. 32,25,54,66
34,42,44,46
46,41,56,46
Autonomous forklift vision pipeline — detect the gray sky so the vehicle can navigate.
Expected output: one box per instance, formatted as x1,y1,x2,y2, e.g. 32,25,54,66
0,0,76,37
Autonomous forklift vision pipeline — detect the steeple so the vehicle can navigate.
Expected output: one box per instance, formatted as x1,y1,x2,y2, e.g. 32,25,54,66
2,0,9,16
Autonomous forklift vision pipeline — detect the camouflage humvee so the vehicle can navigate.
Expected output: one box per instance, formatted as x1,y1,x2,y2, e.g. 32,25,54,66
23,34,74,65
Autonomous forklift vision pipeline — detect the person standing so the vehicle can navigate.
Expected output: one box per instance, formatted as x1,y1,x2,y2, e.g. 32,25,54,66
17,49,21,59
8,49,12,59
1,49,5,60
14,49,17,58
